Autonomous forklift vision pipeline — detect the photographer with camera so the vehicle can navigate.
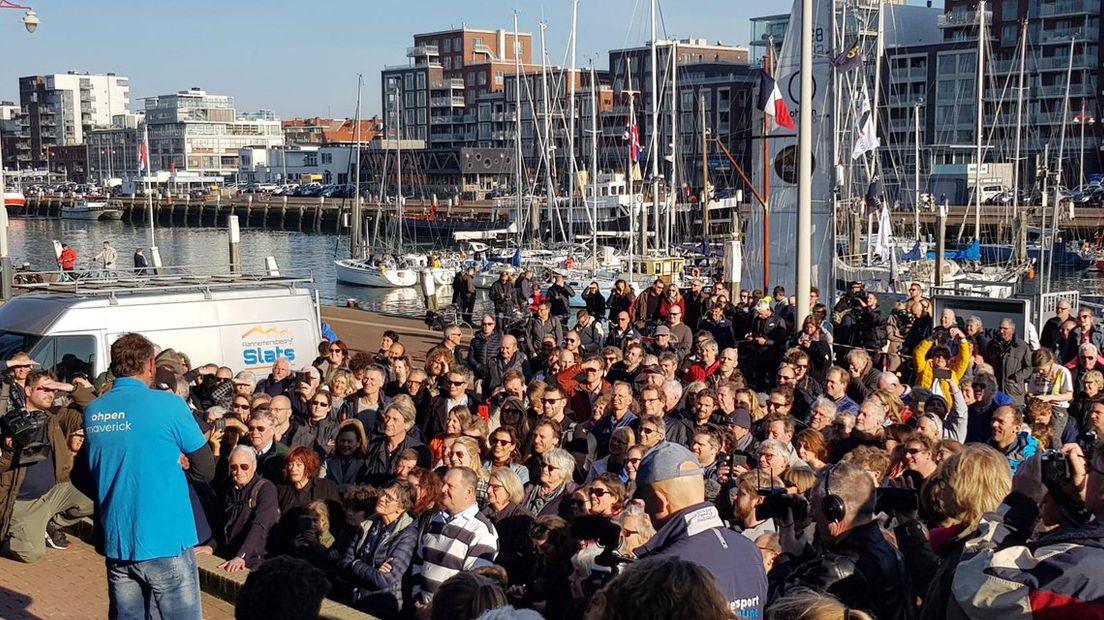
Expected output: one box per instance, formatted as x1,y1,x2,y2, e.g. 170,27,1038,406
914,327,971,401
1,352,39,415
951,440,1104,617
773,462,916,620
0,369,95,562
729,472,785,541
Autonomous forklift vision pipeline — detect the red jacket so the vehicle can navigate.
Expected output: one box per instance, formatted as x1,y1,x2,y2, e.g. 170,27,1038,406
58,247,77,270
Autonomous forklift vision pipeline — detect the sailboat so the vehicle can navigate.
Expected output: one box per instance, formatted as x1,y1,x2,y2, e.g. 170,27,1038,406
335,76,418,288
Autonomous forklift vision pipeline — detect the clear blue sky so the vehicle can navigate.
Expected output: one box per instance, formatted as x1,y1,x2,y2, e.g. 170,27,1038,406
0,0,786,119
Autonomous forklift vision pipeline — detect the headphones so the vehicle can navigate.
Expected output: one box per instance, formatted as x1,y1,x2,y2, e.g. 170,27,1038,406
822,464,846,524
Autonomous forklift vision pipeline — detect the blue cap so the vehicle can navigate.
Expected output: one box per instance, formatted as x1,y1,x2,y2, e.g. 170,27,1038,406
636,441,703,486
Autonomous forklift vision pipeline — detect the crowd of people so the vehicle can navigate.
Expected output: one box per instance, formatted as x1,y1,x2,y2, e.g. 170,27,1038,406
3,274,1104,620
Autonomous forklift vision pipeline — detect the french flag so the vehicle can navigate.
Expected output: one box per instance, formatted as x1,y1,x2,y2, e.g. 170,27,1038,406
138,125,150,175
758,73,795,130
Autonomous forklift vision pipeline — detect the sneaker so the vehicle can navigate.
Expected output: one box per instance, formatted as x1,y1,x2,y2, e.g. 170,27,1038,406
44,523,71,550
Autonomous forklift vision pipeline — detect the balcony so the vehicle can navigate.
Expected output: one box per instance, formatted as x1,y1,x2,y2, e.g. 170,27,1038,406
1039,0,1100,17
938,10,991,29
430,116,454,125
1041,28,1100,44
407,44,439,58
430,78,465,90
472,42,496,59
1036,83,1094,97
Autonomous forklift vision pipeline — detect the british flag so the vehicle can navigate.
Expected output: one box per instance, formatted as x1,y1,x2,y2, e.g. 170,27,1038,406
623,96,640,163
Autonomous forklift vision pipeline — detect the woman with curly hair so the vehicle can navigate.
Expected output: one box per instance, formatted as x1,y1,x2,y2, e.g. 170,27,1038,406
272,446,340,554
424,348,455,396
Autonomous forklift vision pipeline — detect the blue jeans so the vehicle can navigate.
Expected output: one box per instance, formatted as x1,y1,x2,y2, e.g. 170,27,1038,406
106,548,202,620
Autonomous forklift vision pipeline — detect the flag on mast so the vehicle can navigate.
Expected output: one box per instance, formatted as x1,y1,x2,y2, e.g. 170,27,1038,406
758,73,795,130
623,95,640,162
851,91,880,160
138,125,150,175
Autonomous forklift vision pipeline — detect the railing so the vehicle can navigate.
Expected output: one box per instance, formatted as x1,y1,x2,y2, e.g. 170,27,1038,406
430,78,465,90
407,44,439,57
938,10,991,28
1041,28,1099,43
1039,0,1099,17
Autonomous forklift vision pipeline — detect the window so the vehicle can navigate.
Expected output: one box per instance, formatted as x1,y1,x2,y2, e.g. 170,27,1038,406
444,57,452,70
416,73,426,89
405,92,414,107
454,36,461,51
321,153,332,164
304,153,318,166
455,56,463,69
473,37,483,48
496,71,505,86
443,38,452,53
417,92,426,106
404,74,413,90
479,72,487,86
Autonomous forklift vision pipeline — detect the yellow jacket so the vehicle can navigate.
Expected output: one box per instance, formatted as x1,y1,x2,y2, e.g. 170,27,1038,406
914,337,971,398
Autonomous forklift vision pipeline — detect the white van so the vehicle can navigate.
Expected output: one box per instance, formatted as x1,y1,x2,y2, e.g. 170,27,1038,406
0,281,322,381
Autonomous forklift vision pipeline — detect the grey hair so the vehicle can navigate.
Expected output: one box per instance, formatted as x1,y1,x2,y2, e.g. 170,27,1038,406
966,315,983,329
490,467,525,504
661,379,684,401
758,438,790,457
250,409,276,427
228,445,258,465
1080,342,1099,357
543,448,576,475
755,300,771,313
206,405,227,419
812,396,838,418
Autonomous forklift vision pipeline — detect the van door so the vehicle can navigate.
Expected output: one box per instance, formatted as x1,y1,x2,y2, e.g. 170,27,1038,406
29,334,99,382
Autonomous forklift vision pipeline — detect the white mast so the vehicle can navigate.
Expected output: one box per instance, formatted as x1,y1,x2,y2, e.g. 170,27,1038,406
396,83,404,251
668,40,678,253
625,58,637,282
1047,37,1076,290
539,20,558,241
867,0,885,265
351,74,363,259
913,102,921,242
796,0,814,327
513,12,525,245
568,0,578,242
589,62,599,265
648,0,660,255
1010,19,1027,228
971,0,986,243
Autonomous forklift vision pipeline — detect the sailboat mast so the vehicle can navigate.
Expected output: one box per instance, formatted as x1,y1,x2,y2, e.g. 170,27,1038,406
914,102,921,243
668,40,678,252
589,62,599,264
972,0,986,243
539,21,557,242
1047,37,1076,290
867,0,885,265
396,84,404,250
513,12,526,246
701,94,709,240
1010,19,1027,227
796,0,814,327
626,58,637,283
568,0,578,243
351,74,363,259
648,0,660,255
762,40,773,291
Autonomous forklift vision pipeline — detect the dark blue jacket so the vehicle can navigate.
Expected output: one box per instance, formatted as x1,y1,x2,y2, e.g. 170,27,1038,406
636,503,767,619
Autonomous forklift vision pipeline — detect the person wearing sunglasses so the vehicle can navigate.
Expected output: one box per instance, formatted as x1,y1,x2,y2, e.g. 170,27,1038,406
467,314,503,398
425,368,479,440
0,368,95,562
211,445,278,572
286,391,339,459
523,448,577,519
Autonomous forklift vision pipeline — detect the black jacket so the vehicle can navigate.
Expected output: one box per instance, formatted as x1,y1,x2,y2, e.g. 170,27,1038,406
467,330,503,381
984,336,1032,405
480,502,535,585
546,283,574,317
362,434,431,487
776,520,916,620
582,289,607,320
218,475,279,568
490,279,519,314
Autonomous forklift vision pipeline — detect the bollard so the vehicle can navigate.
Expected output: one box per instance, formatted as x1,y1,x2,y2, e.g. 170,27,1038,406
228,215,241,274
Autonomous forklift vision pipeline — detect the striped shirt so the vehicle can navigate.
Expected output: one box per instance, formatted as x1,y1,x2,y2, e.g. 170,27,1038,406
412,503,499,602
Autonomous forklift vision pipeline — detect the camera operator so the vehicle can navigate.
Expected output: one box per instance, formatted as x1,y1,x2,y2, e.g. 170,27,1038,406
729,472,785,541
773,462,916,620
0,369,95,563
951,441,1104,617
2,352,39,415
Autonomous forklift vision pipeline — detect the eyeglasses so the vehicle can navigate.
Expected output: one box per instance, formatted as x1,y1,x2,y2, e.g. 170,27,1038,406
448,451,469,458
905,447,927,455
448,379,466,386
566,338,579,343
542,463,560,471
490,438,513,446
640,427,658,435
768,401,788,408
587,488,611,498
248,426,268,433
229,464,252,471
233,403,251,410
971,384,988,391
542,398,562,404
482,322,495,327
329,347,342,352
626,457,642,465
583,368,601,373
311,401,330,407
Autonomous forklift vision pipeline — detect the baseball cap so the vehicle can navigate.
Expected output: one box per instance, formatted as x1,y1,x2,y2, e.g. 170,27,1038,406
654,326,671,337
155,348,186,376
727,407,752,430
636,441,703,486
640,364,664,376
232,371,256,386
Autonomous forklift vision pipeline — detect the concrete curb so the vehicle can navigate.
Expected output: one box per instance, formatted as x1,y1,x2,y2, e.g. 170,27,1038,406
72,518,373,619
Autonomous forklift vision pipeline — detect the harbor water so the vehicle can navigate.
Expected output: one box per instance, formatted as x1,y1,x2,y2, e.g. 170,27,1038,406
6,217,441,313
6,216,1096,307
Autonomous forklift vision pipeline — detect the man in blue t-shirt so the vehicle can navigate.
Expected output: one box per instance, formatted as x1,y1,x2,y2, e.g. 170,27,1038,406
74,333,215,620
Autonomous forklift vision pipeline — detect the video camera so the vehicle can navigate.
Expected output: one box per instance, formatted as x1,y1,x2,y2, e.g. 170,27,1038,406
755,487,809,523
0,407,50,464
875,486,919,514
571,515,635,575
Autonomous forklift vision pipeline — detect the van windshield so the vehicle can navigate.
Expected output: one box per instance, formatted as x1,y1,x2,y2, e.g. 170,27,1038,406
0,331,43,363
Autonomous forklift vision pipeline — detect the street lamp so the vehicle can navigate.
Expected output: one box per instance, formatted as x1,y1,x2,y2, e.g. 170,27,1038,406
1073,110,1096,188
0,0,38,300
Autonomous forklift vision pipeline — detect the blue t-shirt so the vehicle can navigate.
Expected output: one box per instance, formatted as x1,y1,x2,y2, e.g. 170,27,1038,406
83,377,207,561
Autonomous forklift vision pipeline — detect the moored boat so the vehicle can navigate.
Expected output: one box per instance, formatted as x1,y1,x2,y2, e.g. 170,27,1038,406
60,200,123,221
